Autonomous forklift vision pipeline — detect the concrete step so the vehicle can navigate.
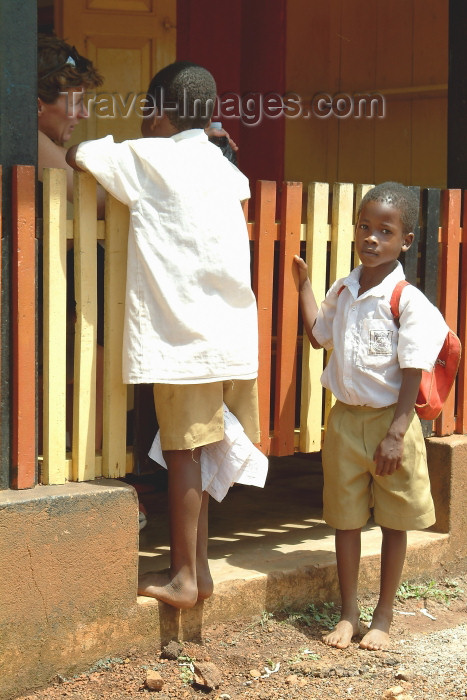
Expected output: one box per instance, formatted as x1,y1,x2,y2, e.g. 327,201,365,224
137,454,449,637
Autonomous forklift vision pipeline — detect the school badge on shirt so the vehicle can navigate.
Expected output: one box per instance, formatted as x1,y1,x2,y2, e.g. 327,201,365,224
369,329,393,355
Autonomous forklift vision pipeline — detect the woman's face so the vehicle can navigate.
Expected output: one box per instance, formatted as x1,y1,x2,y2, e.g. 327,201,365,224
38,86,88,145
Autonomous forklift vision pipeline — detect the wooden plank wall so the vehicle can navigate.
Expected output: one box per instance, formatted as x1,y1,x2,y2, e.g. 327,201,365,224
36,172,466,485
285,0,448,189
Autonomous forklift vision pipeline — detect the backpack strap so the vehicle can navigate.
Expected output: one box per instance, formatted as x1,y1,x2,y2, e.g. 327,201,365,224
390,280,410,320
337,285,345,296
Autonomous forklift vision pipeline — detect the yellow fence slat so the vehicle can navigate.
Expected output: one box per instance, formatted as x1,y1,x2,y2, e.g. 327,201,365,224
323,183,355,424
42,168,68,484
299,182,329,453
102,195,129,478
72,172,97,481
330,183,354,285
67,219,105,240
354,184,374,267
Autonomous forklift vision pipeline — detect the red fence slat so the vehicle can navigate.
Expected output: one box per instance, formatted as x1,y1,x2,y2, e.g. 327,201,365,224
11,165,36,489
435,189,462,436
252,180,276,454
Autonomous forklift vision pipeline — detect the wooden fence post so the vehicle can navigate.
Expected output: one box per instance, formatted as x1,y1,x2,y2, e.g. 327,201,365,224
11,166,36,489
42,168,67,484
299,182,329,453
324,183,354,425
252,180,276,455
436,189,462,436
102,195,129,478
271,182,302,456
72,171,97,481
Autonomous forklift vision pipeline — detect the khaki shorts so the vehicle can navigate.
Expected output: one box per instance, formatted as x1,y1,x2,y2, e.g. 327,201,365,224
322,401,435,531
153,379,260,451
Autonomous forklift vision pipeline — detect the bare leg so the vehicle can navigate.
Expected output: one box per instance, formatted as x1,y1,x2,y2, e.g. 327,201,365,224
360,527,406,650
138,448,202,609
196,491,213,600
323,528,362,649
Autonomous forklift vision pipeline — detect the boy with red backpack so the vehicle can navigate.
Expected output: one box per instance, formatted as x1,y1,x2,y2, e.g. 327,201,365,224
294,182,451,651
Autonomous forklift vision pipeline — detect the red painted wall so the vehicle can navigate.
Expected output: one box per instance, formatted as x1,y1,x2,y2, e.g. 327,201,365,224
177,0,286,197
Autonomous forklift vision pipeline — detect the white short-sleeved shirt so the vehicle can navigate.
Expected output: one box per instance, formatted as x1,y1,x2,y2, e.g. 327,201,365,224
312,262,449,407
76,130,258,384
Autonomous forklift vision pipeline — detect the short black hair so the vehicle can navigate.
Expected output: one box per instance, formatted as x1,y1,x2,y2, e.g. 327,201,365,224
144,61,217,131
357,182,420,233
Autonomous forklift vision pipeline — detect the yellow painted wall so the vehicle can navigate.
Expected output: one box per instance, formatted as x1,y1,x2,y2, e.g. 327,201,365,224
285,0,448,188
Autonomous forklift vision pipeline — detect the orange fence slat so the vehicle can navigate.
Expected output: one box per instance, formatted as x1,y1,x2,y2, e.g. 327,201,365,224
11,166,36,489
252,181,276,454
271,182,302,456
455,190,467,434
435,189,462,436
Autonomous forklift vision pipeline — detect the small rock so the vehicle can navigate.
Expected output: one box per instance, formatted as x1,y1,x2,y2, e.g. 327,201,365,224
395,671,414,682
383,685,405,697
285,674,298,685
334,665,351,677
249,669,261,679
192,661,222,689
145,670,164,691
160,641,183,660
382,687,414,700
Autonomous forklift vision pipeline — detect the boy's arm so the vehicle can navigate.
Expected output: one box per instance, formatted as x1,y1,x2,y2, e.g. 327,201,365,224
373,367,422,477
294,255,322,349
65,144,86,172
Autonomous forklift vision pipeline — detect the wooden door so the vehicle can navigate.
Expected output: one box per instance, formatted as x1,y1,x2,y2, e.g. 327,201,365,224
56,0,176,144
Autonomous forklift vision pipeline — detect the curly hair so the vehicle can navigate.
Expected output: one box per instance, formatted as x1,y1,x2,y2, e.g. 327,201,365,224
145,61,217,131
357,182,420,234
38,34,103,103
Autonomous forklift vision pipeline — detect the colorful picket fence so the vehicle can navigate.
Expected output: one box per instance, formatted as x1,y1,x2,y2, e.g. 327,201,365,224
5,166,467,487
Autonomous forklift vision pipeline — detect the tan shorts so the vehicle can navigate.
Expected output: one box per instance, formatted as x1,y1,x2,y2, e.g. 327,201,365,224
322,401,435,531
153,379,260,451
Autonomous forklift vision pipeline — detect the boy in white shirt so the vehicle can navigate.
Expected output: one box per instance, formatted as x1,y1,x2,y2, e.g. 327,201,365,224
67,61,260,609
294,182,447,650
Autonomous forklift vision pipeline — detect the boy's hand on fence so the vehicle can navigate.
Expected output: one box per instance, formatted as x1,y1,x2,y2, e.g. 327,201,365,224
293,255,309,292
373,433,404,476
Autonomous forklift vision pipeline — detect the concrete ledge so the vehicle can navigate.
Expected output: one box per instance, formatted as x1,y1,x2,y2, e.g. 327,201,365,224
0,480,139,700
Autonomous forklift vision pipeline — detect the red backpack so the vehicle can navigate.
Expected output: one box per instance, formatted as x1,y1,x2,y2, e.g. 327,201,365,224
337,280,462,420
389,281,461,420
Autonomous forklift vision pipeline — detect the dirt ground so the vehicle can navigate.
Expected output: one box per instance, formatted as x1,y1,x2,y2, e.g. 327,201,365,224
17,566,467,700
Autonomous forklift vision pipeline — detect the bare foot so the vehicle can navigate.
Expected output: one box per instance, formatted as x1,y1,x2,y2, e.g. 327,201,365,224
359,609,392,650
196,561,214,601
322,614,361,649
137,570,198,609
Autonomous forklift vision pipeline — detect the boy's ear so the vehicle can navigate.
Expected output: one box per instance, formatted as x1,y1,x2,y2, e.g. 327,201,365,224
147,111,162,133
401,231,414,252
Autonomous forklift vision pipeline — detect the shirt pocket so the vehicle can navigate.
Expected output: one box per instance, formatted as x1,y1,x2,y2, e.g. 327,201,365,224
356,318,398,371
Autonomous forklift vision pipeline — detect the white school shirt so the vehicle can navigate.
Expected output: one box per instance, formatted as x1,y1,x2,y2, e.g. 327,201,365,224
76,130,258,384
312,262,448,407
